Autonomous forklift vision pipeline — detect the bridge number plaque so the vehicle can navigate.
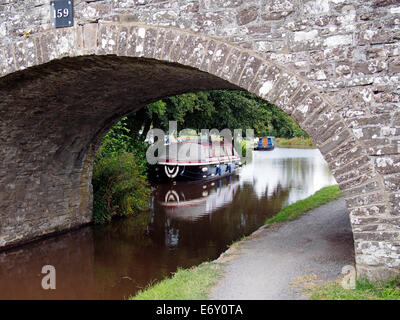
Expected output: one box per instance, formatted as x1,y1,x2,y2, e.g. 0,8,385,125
50,0,73,28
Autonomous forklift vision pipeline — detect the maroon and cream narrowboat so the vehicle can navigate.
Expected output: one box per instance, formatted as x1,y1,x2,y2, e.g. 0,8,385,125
149,141,241,182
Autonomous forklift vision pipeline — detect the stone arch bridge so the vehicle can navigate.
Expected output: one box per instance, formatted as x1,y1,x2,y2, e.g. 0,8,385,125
0,0,399,280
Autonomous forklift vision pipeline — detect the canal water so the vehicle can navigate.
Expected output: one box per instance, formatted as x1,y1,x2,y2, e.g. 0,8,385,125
0,148,336,299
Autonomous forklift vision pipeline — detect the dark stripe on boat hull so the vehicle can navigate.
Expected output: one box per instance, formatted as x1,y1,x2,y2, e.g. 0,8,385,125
254,145,275,151
149,161,241,182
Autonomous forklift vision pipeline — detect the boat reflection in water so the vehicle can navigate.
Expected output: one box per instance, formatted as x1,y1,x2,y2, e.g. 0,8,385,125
153,175,240,222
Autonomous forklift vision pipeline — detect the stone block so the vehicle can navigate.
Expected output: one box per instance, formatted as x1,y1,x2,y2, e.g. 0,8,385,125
117,26,128,56
320,129,350,155
210,43,230,77
229,51,249,84
248,64,280,100
97,23,118,55
261,0,295,21
153,28,166,60
350,205,387,217
375,155,400,175
236,6,258,26
187,36,209,69
200,39,217,72
83,23,98,55
274,74,302,114
291,92,324,125
238,55,262,89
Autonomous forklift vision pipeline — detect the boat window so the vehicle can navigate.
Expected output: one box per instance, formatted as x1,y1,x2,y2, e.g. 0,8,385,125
199,145,209,160
224,145,233,156
209,144,213,158
217,145,228,157
213,145,221,157
177,143,208,161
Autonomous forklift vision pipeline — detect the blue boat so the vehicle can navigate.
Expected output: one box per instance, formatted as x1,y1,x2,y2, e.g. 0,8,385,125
254,136,275,151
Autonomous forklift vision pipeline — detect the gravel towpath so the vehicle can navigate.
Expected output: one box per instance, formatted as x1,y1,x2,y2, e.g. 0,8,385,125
209,199,355,300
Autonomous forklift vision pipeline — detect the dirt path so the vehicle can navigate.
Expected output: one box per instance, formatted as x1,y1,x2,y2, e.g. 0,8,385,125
209,198,355,300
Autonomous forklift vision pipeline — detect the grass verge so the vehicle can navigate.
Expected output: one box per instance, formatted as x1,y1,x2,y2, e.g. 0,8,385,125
310,277,400,300
276,137,316,149
265,185,342,225
130,261,223,300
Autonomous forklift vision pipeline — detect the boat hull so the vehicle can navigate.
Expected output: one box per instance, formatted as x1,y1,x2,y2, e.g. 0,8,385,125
254,145,275,151
149,161,241,182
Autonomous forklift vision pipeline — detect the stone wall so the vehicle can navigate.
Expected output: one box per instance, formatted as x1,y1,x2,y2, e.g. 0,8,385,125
0,0,399,280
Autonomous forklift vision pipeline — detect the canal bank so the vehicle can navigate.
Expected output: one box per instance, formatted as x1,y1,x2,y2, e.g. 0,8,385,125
209,198,354,300
132,189,354,300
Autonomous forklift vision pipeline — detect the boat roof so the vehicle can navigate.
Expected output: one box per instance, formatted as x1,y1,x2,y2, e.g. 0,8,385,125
158,141,239,162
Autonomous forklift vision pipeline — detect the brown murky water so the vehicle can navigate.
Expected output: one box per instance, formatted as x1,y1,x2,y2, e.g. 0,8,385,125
0,148,336,299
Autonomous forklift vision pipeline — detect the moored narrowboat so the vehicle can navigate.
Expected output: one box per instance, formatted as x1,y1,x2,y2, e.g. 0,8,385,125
254,136,275,151
149,141,241,182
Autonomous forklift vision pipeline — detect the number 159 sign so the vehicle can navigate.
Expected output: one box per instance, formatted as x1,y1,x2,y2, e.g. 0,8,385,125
50,0,73,28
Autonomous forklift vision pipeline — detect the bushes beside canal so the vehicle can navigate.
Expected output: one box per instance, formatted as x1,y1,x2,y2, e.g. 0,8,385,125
92,117,151,224
276,137,316,149
92,152,151,223
240,139,253,158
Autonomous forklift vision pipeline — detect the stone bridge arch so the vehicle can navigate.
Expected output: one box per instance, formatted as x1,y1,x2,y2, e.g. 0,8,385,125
0,1,399,281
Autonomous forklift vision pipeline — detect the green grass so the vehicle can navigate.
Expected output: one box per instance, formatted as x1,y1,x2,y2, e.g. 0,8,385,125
230,234,250,246
276,137,316,149
310,277,400,300
265,185,343,225
130,261,223,300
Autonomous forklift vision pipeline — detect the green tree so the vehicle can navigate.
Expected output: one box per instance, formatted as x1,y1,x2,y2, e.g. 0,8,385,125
123,90,308,139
